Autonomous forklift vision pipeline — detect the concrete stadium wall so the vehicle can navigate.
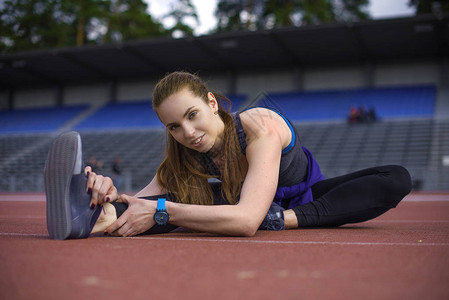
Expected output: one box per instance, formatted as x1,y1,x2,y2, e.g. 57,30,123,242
234,60,442,96
13,88,55,108
204,74,230,96
237,70,295,98
117,79,158,102
304,66,366,91
64,84,111,106
0,91,8,110
375,60,440,86
2,58,446,115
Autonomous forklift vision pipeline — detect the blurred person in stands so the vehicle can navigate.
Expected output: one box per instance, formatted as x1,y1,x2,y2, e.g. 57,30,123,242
96,159,104,174
112,157,123,190
348,106,358,124
87,156,99,173
44,71,412,240
357,106,367,123
367,107,378,123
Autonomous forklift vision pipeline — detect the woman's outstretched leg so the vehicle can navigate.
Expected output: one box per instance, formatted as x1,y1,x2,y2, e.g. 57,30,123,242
91,203,118,234
292,165,412,227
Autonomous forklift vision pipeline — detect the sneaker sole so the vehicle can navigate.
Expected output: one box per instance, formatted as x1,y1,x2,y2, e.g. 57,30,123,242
44,131,82,240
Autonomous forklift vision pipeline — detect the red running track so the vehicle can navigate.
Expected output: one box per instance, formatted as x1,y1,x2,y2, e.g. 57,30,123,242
0,192,448,300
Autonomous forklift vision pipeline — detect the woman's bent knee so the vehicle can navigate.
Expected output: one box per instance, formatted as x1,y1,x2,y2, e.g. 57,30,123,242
386,165,412,206
392,165,412,194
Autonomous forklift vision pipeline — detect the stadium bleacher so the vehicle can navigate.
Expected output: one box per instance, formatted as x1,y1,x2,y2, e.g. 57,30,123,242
264,85,436,121
0,85,447,192
296,119,435,189
0,104,89,134
72,95,246,131
74,101,161,131
222,95,247,113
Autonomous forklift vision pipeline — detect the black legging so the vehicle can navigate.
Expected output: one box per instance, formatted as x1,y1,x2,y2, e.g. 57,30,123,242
111,165,411,234
293,165,412,227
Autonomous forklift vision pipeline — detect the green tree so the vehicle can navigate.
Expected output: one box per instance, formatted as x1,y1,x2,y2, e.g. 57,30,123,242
164,0,199,38
408,0,449,15
0,0,168,52
215,0,263,32
215,0,369,32
104,0,166,43
0,0,74,52
63,0,110,46
0,0,110,51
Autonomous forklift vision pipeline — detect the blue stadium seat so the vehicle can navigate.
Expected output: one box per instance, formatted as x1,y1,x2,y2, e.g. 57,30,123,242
227,95,247,112
0,105,89,134
74,101,161,130
74,96,247,131
262,85,436,122
0,85,435,134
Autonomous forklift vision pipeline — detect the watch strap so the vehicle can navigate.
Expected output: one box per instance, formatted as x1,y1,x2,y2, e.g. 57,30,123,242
157,198,166,211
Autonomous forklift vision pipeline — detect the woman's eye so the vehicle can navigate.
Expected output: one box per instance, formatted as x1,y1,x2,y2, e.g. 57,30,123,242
169,125,178,131
189,111,197,119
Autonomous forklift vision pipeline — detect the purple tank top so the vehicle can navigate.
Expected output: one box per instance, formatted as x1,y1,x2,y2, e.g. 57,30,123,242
233,110,325,208
201,110,325,208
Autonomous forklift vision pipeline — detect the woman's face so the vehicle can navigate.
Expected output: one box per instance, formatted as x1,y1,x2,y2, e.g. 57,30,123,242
156,88,224,153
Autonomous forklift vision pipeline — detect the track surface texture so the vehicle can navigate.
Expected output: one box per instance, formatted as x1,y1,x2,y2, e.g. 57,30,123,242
1,192,448,300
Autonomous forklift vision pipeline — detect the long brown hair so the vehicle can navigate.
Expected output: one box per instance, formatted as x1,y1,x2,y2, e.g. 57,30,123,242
152,71,244,205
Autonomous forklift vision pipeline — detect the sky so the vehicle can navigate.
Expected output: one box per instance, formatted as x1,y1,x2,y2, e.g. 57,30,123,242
145,0,416,36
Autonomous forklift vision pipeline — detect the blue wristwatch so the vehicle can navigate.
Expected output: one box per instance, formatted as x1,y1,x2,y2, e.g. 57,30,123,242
154,198,170,225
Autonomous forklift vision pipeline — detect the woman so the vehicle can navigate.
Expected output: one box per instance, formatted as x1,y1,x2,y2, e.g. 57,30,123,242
44,71,412,239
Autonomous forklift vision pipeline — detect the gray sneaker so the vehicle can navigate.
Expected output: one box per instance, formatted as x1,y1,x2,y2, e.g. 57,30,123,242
44,131,102,240
259,202,285,231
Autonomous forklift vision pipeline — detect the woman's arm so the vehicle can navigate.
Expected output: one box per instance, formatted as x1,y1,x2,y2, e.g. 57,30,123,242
85,167,166,208
166,109,289,236
166,128,283,236
106,109,290,237
106,131,283,237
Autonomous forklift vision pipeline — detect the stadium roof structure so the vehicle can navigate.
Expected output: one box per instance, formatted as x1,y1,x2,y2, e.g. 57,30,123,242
0,14,448,90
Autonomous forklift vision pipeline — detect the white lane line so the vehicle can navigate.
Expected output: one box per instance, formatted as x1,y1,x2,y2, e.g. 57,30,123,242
404,195,449,202
1,216,447,225
1,194,449,202
0,233,46,238
1,233,448,247
0,216,44,219
0,196,46,202
368,220,449,223
125,236,449,246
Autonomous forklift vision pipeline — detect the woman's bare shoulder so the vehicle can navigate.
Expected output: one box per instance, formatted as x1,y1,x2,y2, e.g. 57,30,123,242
239,108,291,144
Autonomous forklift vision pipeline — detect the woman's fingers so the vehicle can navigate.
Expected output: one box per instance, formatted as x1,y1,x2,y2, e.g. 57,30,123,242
106,213,127,235
109,221,134,237
117,193,130,204
85,168,117,207
92,176,114,206
105,186,119,204
84,166,92,176
90,175,105,206
86,170,96,194
104,196,155,237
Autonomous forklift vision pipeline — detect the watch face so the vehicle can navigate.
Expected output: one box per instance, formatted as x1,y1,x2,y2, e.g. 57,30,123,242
154,211,169,225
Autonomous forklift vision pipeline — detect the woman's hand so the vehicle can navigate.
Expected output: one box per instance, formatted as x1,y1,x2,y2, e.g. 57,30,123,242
104,194,157,237
85,166,119,208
